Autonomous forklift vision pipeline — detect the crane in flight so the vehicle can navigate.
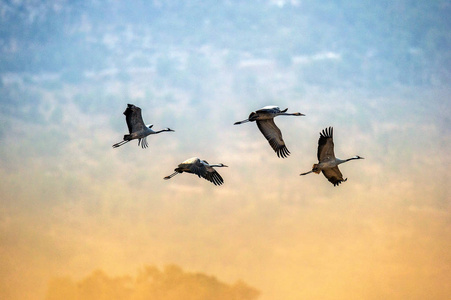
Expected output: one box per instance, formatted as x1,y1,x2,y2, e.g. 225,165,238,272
300,127,364,186
164,157,228,186
234,106,304,158
113,104,174,149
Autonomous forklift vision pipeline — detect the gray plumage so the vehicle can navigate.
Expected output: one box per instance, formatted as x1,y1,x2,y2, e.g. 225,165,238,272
113,104,174,149
300,127,364,186
164,157,228,186
234,106,304,158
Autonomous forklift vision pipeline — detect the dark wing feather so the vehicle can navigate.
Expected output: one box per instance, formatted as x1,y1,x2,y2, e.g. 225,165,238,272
204,166,224,186
322,166,347,186
187,159,208,178
256,119,290,158
124,104,146,133
317,127,335,162
255,106,281,114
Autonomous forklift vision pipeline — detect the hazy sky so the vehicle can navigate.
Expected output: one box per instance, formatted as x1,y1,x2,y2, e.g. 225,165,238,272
1,1,450,299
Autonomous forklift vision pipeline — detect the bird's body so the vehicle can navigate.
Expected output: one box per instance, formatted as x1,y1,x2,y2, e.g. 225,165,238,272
234,106,304,158
113,104,174,149
300,127,363,186
164,157,228,186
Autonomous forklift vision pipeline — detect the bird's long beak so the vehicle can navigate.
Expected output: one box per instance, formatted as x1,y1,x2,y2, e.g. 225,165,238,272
223,165,229,167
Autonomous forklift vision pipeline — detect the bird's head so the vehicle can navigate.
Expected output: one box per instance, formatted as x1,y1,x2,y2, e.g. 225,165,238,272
165,128,175,132
218,163,228,167
354,155,364,159
293,112,305,116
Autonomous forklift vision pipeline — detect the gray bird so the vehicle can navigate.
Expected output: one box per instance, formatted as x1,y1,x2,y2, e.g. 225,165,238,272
234,105,304,158
113,104,174,149
300,127,364,186
164,157,228,186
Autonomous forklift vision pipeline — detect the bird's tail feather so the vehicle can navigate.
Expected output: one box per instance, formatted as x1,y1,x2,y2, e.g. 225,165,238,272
138,137,148,148
312,164,321,174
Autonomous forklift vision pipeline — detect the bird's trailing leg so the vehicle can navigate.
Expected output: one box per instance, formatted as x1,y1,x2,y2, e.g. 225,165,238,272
300,164,321,176
164,171,179,180
233,119,250,125
300,170,313,176
112,140,130,148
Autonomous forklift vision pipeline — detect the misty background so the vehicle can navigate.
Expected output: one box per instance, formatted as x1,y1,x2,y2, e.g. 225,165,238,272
1,0,450,299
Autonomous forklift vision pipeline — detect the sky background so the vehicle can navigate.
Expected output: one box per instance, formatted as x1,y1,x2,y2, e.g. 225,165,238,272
1,0,450,299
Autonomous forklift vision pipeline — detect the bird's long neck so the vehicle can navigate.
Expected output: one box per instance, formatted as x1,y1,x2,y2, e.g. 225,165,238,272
338,156,361,164
279,112,303,117
153,128,172,134
209,164,224,167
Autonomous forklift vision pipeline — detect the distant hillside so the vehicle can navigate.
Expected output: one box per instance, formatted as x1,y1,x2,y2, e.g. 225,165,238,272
1,0,449,88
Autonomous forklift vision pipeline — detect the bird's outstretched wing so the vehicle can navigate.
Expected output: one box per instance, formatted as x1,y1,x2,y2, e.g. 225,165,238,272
322,166,347,186
255,106,285,114
317,127,335,162
204,166,224,186
186,159,208,178
124,104,146,133
256,119,290,158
